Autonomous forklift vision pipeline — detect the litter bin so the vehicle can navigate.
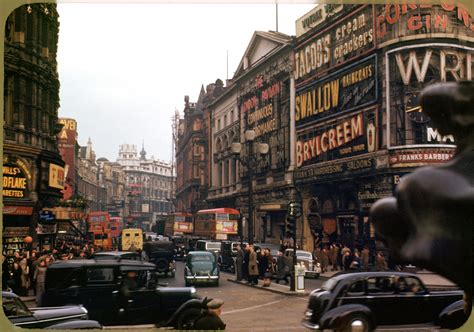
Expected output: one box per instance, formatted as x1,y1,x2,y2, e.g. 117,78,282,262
295,263,305,293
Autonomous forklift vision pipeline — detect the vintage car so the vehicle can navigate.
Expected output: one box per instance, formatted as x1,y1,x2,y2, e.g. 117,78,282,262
41,258,210,328
171,236,189,261
2,290,102,329
143,240,176,277
301,271,466,331
217,241,248,273
185,251,220,287
92,251,143,261
195,240,222,255
284,249,321,278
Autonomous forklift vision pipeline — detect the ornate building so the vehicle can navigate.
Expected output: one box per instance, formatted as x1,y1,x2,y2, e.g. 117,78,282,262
3,4,65,255
116,144,174,231
175,81,225,214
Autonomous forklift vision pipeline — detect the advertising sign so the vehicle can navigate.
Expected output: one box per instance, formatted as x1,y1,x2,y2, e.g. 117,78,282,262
216,221,238,234
296,55,378,129
376,4,474,46
295,4,344,38
3,206,33,215
49,164,65,190
296,107,377,168
295,5,376,83
173,222,193,233
389,149,454,167
295,156,376,181
3,160,30,199
385,43,474,148
58,118,77,200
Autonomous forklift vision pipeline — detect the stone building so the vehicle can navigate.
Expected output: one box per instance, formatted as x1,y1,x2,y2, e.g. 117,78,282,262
3,4,65,255
96,158,126,217
116,144,174,231
206,31,295,245
293,3,473,255
175,81,225,214
77,138,107,212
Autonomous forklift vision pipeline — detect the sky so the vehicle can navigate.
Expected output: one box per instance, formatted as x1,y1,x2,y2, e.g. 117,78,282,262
56,1,317,163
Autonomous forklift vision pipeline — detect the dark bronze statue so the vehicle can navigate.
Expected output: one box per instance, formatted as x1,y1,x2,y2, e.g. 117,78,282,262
370,81,473,326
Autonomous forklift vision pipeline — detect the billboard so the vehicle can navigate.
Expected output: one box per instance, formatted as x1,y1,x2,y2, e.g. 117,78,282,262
295,5,376,84
57,118,77,200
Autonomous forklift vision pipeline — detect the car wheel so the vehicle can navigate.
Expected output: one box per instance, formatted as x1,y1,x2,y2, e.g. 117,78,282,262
155,258,168,273
337,314,371,332
176,308,201,330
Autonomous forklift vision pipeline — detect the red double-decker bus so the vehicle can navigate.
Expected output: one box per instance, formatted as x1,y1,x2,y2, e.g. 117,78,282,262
87,211,112,250
194,208,239,240
109,217,124,249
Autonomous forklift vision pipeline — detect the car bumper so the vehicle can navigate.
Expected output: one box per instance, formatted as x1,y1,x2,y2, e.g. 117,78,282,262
301,318,320,330
185,275,219,280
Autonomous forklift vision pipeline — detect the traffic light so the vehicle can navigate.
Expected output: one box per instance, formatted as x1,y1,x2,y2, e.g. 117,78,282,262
285,216,296,238
287,201,302,218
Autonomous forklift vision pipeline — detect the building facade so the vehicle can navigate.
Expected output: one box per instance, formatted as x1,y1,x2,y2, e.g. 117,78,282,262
175,81,225,214
207,31,296,244
3,4,65,255
116,144,174,231
293,3,473,255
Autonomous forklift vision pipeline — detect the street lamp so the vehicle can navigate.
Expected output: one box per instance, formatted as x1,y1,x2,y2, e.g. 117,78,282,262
231,129,269,243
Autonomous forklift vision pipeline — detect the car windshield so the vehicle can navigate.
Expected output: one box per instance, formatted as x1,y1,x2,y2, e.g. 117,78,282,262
321,278,339,291
2,297,31,317
206,243,221,251
191,255,213,262
297,251,312,259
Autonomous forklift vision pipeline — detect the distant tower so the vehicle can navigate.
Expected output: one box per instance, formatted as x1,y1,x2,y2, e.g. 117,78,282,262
140,141,147,161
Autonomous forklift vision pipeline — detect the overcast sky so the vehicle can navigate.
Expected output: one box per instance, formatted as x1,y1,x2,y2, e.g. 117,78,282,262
56,2,316,163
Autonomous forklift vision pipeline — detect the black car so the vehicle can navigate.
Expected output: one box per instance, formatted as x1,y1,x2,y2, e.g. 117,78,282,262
2,291,102,329
302,271,466,331
143,240,176,277
171,236,188,261
41,258,204,327
218,241,247,273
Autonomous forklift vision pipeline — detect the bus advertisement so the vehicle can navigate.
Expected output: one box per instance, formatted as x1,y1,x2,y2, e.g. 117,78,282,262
172,213,194,235
195,208,239,240
87,211,112,250
109,217,124,249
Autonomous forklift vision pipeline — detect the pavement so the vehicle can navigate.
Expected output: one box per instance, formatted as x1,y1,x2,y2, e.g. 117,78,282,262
227,269,459,297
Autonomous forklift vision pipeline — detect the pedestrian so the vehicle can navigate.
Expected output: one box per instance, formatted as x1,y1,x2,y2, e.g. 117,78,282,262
275,250,289,285
262,249,272,287
375,252,388,271
248,244,259,285
361,246,370,271
258,248,268,280
19,255,30,296
34,259,47,306
242,244,249,281
235,244,244,281
343,250,352,271
321,246,330,273
330,244,340,271
349,252,361,271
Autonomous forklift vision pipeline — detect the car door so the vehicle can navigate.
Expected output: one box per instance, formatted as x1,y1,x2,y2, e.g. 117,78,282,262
80,266,118,323
365,276,398,325
396,276,431,324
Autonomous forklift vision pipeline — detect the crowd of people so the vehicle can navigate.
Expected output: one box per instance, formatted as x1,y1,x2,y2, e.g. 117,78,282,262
232,242,390,286
1,240,101,305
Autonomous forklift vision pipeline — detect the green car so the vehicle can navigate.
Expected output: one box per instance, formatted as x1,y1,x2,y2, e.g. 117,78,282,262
184,251,220,287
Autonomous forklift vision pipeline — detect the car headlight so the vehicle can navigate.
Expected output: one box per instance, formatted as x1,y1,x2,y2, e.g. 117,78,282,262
212,267,218,275
305,309,313,319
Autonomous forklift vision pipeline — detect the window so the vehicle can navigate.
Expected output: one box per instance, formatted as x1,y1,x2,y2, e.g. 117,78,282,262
347,279,365,295
367,277,395,294
87,268,114,283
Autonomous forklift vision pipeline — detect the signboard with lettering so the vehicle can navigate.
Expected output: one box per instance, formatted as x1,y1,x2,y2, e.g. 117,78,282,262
3,206,34,215
295,156,376,181
376,4,474,46
386,43,473,148
49,163,65,190
295,5,376,84
57,118,77,200
295,4,344,38
296,55,377,128
296,107,377,168
3,160,30,199
389,149,455,167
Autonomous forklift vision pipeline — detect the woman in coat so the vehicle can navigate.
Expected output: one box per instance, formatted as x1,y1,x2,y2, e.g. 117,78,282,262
34,259,47,306
248,245,259,285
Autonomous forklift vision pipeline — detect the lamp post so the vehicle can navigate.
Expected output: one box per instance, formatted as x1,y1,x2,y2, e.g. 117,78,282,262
232,129,269,243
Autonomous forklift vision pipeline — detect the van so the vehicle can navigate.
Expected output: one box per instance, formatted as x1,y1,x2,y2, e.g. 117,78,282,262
120,228,143,251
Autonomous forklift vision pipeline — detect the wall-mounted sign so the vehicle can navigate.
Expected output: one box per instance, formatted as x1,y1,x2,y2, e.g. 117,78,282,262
295,4,344,38
58,118,78,200
49,164,65,189
389,149,454,167
295,156,375,181
296,107,377,168
296,55,377,128
3,160,30,199
385,43,473,149
3,206,33,215
295,5,376,83
376,4,474,46
3,227,29,237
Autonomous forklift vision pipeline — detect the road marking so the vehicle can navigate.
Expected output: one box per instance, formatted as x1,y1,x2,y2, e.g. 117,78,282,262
222,298,285,315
